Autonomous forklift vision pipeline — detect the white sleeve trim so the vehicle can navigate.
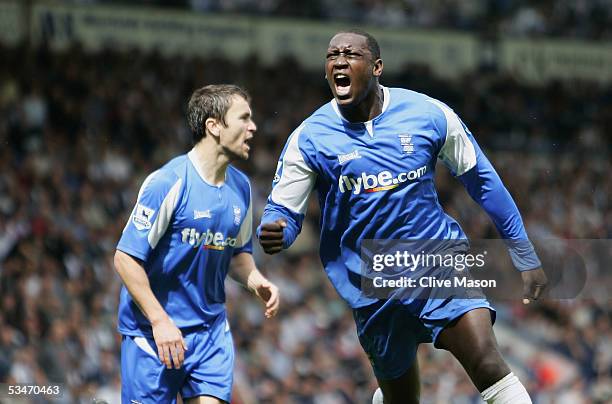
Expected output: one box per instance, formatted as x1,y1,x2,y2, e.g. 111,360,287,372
428,99,477,176
147,178,182,249
270,124,316,214
235,187,252,249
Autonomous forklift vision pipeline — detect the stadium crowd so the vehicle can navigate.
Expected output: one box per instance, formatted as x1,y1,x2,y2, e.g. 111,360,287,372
64,0,612,40
0,40,610,403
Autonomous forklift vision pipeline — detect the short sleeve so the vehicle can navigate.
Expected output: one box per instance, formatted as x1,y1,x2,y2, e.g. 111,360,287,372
428,98,478,177
117,170,183,262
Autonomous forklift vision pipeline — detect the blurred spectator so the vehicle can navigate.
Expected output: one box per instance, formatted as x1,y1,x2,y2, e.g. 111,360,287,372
66,0,612,40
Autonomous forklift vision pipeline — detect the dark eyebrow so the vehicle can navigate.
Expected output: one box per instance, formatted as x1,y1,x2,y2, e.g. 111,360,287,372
327,46,364,57
328,44,354,51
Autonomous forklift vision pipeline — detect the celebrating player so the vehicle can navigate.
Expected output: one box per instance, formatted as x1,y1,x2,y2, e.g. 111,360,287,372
258,30,547,404
114,84,279,404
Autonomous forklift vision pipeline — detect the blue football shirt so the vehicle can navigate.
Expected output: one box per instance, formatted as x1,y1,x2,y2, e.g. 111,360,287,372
117,149,253,336
259,86,540,308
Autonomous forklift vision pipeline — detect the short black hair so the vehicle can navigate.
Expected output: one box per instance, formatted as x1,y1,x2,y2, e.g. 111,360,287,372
186,84,250,145
335,29,381,60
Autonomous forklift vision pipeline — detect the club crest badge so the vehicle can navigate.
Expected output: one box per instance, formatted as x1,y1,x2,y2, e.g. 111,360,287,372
398,134,414,155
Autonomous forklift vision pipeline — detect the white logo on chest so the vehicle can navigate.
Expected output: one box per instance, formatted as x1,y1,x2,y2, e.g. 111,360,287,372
194,209,212,219
338,150,362,164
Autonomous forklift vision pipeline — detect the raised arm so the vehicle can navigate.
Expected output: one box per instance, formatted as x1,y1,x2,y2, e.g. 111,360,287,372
258,124,317,253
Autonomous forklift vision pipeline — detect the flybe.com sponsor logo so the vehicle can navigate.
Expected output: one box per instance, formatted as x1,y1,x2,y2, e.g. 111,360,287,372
339,165,427,194
181,228,237,250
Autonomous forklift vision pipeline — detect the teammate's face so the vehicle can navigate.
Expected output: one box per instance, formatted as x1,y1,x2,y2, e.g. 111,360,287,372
219,95,256,161
325,33,382,106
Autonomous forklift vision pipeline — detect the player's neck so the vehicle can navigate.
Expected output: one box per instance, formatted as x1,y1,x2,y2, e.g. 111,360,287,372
338,84,383,123
191,143,228,186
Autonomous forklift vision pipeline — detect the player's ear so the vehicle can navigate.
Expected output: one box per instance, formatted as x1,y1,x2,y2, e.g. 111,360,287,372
373,58,383,78
205,117,221,138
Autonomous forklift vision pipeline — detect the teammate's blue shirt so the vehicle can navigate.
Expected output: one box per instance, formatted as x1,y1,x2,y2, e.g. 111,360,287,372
117,149,253,336
259,86,540,308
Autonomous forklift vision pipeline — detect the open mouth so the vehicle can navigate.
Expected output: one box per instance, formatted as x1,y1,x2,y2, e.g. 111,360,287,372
334,73,351,97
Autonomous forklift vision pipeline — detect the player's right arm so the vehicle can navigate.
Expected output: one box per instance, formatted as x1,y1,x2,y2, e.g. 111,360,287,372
114,250,187,369
258,124,317,254
115,169,187,369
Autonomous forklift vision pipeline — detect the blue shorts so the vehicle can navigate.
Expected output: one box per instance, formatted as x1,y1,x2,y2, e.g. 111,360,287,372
121,314,234,404
353,298,495,380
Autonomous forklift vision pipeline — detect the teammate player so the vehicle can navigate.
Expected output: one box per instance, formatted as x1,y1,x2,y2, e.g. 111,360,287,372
258,31,547,403
115,84,279,404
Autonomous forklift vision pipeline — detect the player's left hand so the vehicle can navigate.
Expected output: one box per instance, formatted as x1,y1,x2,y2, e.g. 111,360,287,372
254,279,280,318
521,267,548,305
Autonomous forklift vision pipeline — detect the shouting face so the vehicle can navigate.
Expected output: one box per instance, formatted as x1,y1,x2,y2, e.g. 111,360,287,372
325,32,382,107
